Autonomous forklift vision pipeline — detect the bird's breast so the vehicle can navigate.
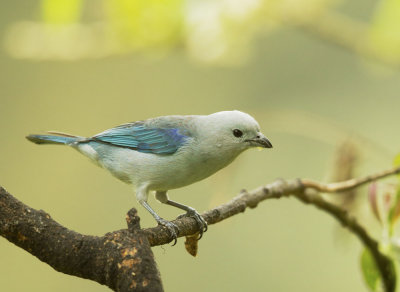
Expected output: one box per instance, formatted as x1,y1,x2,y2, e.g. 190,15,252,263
182,146,240,179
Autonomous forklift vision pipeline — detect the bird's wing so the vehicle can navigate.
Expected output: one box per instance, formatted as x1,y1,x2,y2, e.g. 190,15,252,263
90,122,190,154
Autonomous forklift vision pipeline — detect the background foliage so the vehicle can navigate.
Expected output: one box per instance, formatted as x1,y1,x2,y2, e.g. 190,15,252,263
1,0,400,291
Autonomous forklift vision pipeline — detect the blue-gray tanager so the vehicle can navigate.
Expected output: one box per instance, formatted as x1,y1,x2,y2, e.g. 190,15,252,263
27,110,272,242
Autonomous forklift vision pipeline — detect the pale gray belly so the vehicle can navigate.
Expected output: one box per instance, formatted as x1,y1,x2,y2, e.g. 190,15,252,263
78,142,238,191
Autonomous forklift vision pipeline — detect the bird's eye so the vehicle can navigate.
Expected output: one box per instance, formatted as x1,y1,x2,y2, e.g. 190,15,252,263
233,129,243,138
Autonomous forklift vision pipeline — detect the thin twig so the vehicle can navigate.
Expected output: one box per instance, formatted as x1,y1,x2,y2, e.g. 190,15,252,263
301,166,400,193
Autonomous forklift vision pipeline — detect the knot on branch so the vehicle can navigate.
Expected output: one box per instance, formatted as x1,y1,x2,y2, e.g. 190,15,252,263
126,208,141,232
269,179,289,198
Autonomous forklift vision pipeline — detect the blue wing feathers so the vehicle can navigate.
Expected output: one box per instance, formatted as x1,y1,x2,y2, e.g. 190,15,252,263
91,123,190,155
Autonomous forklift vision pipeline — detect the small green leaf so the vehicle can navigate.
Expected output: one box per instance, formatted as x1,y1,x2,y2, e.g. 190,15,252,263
360,248,382,291
394,153,400,168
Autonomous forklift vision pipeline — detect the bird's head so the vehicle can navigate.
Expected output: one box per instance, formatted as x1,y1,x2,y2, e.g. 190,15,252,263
199,111,272,153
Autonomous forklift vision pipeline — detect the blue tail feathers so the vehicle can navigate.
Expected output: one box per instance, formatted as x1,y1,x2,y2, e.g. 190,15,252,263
26,134,77,145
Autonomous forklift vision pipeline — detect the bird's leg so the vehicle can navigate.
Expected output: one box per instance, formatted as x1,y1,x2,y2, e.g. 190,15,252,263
155,191,208,239
139,200,179,245
167,200,208,239
136,187,178,245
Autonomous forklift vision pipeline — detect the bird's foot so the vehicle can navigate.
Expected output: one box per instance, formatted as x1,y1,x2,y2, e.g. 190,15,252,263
157,218,179,246
178,208,208,240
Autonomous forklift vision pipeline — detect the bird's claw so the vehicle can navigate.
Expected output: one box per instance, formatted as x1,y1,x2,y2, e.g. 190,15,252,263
157,218,179,246
179,209,208,240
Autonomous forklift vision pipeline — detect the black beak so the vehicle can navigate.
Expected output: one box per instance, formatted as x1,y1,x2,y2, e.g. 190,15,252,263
245,134,273,148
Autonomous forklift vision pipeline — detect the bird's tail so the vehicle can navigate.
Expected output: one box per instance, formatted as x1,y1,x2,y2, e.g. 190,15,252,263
26,131,80,145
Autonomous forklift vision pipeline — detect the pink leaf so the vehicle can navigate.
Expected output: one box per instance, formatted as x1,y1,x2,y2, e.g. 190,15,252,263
368,182,381,223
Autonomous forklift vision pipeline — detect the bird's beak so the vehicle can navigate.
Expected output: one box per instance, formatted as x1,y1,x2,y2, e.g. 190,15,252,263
245,134,273,148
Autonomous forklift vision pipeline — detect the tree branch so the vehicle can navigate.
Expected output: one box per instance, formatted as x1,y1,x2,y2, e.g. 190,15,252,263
143,166,400,292
1,166,399,292
0,187,163,292
295,189,396,292
144,166,400,246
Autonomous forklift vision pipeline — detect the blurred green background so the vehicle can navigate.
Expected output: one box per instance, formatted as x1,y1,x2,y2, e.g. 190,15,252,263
1,0,400,291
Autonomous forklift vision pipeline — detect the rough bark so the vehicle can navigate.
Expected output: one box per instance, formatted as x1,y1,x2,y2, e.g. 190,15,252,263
0,187,163,292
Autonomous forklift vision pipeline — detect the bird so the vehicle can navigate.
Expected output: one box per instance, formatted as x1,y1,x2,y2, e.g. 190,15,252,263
26,110,272,244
